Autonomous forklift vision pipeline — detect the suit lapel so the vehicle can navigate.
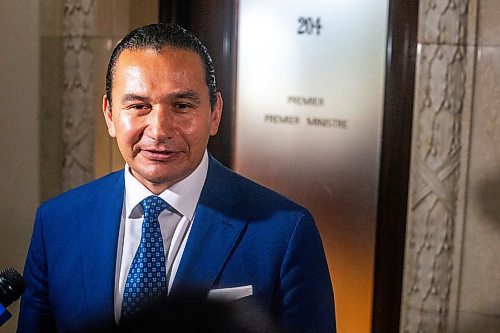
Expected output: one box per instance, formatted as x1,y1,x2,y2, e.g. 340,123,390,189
171,157,246,296
77,171,124,328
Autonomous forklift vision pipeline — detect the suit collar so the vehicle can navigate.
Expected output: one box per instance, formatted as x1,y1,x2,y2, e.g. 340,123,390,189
170,156,246,296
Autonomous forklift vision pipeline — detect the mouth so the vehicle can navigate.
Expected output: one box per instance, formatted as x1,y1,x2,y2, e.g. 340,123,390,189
140,149,182,161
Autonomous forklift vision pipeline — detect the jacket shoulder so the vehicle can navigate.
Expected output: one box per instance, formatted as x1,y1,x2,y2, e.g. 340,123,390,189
38,170,124,214
208,157,311,218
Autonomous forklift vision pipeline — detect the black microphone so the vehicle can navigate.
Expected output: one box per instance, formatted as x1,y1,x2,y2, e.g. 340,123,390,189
0,268,26,327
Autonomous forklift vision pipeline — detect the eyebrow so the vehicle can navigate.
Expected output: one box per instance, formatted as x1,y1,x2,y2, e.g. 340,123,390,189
119,90,201,104
120,94,148,104
171,90,201,103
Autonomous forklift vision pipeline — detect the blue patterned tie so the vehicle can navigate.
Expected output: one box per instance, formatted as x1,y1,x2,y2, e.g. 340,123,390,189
121,195,169,319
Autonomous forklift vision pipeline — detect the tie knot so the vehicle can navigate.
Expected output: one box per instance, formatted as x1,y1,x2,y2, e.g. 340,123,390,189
140,195,168,219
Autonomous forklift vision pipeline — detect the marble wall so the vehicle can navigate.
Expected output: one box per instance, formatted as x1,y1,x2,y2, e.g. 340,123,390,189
401,0,500,332
457,0,500,331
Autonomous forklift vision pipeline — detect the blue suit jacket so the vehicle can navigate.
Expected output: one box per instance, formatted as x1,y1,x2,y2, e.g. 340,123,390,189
18,157,335,332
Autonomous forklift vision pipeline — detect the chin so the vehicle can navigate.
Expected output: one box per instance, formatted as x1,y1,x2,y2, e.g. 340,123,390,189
143,171,177,184
146,169,190,186
132,161,194,185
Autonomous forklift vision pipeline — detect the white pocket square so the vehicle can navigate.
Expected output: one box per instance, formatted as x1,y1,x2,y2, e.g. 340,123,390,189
207,285,253,302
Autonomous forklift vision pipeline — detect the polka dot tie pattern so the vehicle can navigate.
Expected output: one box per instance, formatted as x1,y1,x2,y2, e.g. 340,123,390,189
121,195,169,320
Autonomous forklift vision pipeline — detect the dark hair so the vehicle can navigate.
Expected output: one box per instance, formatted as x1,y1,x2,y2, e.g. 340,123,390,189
105,23,217,110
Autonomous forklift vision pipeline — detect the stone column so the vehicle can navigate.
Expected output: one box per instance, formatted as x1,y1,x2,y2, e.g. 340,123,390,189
400,0,477,332
61,0,96,190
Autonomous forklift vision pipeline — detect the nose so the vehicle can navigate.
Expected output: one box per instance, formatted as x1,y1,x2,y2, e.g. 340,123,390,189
146,105,175,141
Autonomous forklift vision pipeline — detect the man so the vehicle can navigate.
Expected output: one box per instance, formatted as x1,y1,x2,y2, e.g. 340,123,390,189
18,23,335,332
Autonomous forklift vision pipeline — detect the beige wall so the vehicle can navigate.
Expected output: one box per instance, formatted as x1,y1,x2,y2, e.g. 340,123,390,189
0,1,40,332
458,0,500,331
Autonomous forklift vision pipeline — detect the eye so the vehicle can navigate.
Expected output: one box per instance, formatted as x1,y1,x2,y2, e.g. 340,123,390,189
126,104,151,114
172,102,193,112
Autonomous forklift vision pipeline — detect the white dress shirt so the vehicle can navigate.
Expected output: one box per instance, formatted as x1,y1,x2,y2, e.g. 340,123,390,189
114,151,209,323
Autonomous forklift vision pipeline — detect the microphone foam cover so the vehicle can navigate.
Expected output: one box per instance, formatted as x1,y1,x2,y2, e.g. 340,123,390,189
0,268,26,307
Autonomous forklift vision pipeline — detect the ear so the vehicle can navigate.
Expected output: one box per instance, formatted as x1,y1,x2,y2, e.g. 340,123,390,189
209,92,223,136
102,95,116,138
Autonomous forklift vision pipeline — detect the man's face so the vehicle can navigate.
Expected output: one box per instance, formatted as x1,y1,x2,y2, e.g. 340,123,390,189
103,48,222,194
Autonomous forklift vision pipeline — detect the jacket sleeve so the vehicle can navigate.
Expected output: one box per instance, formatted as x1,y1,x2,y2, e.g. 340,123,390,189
17,207,57,333
276,211,336,333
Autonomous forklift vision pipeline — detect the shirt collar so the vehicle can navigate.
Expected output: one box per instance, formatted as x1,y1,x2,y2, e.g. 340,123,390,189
124,150,209,221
